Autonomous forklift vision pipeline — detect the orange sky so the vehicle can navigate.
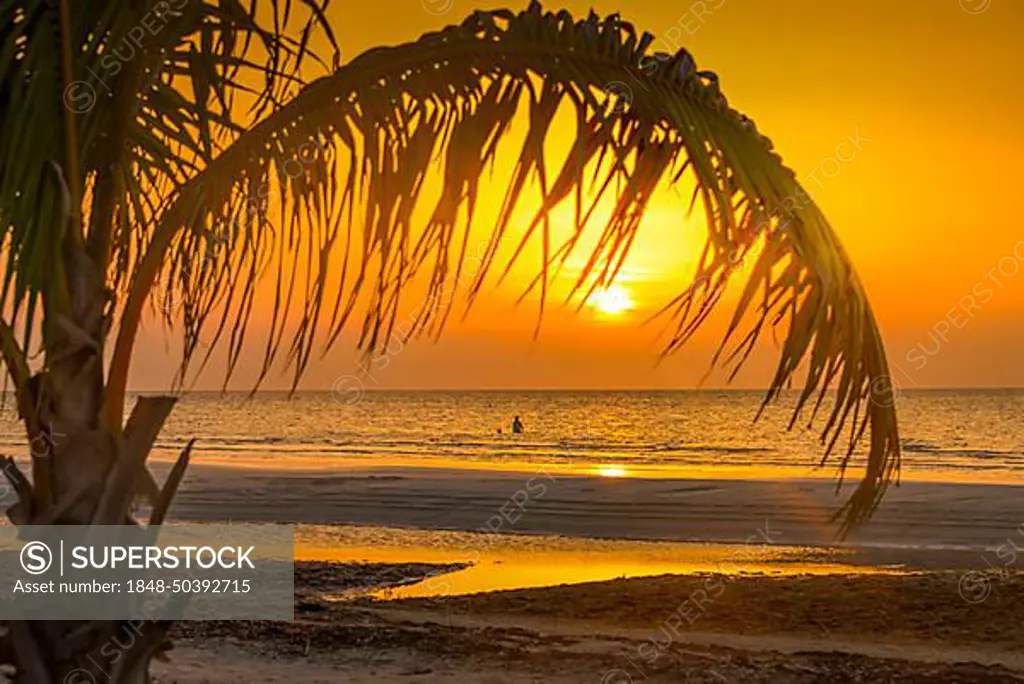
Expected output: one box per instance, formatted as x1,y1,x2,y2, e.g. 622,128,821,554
131,0,1024,391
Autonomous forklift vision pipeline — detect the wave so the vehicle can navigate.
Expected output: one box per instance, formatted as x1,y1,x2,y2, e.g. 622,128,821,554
901,439,1022,458
145,436,777,459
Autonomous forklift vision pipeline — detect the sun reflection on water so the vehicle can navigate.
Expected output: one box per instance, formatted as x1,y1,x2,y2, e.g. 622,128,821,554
294,525,899,603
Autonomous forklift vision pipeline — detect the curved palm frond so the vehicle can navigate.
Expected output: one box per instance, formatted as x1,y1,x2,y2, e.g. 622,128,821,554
0,0,336,342
107,2,900,531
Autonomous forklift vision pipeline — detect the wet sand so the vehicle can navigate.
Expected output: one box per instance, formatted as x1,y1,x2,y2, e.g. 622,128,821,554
154,561,1024,683
147,464,1024,681
162,462,1024,551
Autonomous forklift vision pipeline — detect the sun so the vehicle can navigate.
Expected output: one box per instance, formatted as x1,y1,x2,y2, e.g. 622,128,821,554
595,465,629,478
589,284,634,316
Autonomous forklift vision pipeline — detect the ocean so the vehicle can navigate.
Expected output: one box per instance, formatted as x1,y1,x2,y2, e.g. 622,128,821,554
2,389,1019,482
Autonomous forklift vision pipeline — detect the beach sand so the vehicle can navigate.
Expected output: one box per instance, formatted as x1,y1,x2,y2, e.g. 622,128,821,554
145,465,1024,682
153,562,1024,683
164,463,1024,551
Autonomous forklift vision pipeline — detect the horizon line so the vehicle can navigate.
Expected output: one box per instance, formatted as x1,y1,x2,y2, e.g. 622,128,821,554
117,386,1024,394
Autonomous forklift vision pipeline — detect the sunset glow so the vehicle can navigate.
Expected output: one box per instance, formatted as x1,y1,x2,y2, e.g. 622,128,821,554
589,285,635,317
595,465,629,478
127,0,1024,393
6,2,1022,681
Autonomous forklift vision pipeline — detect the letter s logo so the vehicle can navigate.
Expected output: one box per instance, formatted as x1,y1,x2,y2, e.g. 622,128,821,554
21,541,52,575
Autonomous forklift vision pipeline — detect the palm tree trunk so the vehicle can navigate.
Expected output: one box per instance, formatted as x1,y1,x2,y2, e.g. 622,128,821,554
10,620,172,684
3,213,181,684
6,409,176,683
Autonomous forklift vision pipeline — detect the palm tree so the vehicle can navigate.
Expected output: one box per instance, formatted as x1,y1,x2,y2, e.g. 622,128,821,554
0,0,900,681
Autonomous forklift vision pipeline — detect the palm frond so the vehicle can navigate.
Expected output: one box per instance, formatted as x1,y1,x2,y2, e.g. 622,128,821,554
0,0,336,337
106,2,900,531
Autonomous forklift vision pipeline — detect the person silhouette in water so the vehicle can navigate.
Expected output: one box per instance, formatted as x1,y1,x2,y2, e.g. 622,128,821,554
512,415,524,434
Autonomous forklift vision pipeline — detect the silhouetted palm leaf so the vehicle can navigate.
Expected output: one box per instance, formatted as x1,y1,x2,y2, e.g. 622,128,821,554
1,1,898,532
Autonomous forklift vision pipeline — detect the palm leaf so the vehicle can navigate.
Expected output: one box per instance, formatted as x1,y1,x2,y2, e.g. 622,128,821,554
102,2,899,532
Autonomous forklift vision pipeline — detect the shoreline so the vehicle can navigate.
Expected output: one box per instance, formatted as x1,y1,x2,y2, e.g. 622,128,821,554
160,462,1024,553
143,450,1024,486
